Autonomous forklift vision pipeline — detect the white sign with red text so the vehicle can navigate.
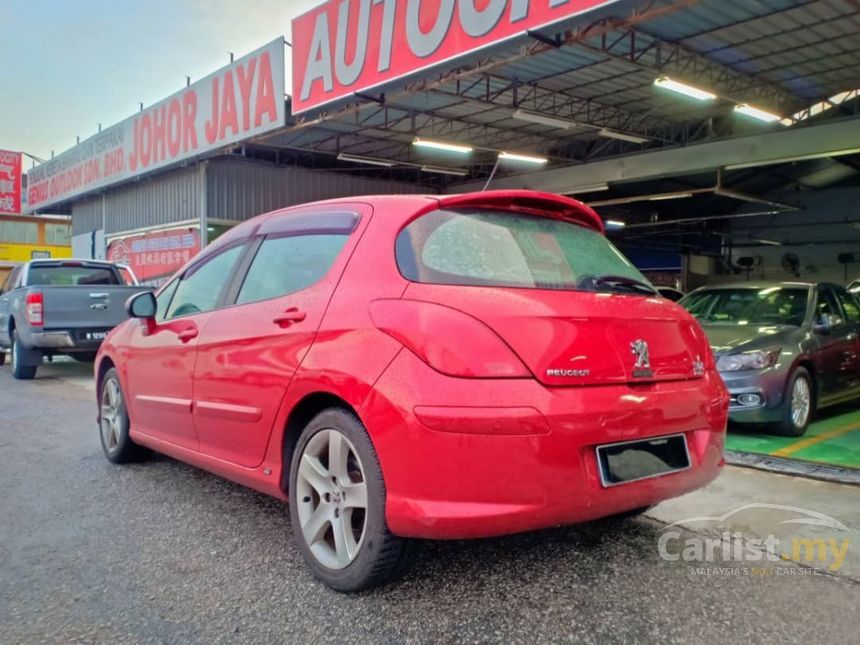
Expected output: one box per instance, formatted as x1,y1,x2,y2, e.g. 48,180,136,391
28,38,285,212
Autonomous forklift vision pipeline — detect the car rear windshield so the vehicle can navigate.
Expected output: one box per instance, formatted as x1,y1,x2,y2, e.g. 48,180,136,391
681,287,809,326
27,265,121,286
396,208,651,294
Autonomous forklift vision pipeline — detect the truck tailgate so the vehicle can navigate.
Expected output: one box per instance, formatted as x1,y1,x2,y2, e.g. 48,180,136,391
40,286,149,330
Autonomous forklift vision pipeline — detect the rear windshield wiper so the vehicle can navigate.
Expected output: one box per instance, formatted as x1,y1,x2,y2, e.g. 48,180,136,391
579,274,657,296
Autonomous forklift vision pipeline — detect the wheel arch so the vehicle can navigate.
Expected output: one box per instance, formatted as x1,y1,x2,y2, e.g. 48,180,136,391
279,391,361,493
792,357,818,406
95,355,116,400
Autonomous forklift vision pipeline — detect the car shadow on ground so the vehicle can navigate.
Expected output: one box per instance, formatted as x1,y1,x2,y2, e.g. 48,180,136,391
113,449,666,597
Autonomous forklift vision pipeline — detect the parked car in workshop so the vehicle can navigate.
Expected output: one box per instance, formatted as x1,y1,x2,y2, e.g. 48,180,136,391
0,259,149,379
95,190,728,591
656,286,685,302
681,281,860,437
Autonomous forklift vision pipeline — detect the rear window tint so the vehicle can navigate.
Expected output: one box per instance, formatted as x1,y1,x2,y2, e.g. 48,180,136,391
396,209,647,291
27,265,120,286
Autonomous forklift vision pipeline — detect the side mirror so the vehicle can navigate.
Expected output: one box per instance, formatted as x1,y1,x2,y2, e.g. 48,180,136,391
126,291,157,319
814,313,840,335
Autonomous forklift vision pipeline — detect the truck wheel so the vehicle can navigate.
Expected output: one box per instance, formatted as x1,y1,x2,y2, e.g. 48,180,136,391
773,367,813,437
99,368,147,463
0,349,5,366
289,408,414,592
10,330,38,380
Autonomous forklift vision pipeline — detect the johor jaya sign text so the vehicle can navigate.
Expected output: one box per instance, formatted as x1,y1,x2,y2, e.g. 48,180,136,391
291,0,617,114
28,38,285,212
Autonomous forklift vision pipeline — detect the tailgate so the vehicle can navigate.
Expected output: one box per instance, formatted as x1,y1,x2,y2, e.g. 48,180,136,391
404,283,711,386
40,286,146,330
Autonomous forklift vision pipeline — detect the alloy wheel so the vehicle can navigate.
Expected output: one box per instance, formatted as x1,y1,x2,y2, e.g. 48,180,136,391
295,429,368,570
791,375,811,429
100,377,123,453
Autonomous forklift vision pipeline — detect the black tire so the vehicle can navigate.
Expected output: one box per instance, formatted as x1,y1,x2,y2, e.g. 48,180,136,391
773,367,814,437
10,330,37,380
0,349,5,366
289,408,413,592
98,368,147,463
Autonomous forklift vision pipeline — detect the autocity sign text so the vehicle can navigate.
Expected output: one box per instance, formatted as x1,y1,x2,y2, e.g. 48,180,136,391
28,38,285,212
291,0,618,114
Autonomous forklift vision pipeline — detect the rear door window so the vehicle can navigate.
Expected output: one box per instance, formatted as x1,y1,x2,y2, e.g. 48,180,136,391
236,234,349,305
396,209,649,292
165,245,244,319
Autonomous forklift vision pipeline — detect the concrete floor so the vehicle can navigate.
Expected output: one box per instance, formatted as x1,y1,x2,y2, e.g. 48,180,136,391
726,402,860,469
1,359,859,643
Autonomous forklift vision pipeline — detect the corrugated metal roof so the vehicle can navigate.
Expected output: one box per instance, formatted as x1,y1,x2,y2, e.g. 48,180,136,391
256,0,860,186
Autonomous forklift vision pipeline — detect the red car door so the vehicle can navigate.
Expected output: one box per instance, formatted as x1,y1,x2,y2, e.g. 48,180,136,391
123,243,247,450
191,207,367,467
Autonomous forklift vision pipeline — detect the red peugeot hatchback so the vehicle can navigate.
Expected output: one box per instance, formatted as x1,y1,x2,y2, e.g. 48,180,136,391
96,190,728,591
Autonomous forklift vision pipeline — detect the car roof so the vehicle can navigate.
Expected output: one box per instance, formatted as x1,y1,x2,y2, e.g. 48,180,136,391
688,281,819,291
259,190,604,232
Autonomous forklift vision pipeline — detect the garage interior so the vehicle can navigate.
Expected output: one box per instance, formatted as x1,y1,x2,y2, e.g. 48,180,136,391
254,0,860,473
48,0,860,473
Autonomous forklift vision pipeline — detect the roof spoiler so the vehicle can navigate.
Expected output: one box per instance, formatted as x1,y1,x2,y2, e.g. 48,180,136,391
435,190,604,232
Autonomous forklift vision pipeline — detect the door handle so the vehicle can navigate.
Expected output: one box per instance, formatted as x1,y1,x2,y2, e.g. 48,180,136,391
177,327,199,343
273,307,307,327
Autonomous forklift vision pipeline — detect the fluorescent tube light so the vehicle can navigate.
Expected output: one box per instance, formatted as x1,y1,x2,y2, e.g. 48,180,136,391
605,219,626,228
654,75,717,101
420,165,468,177
337,153,396,167
565,183,610,195
598,128,649,144
512,109,576,129
754,238,782,246
648,192,693,201
498,151,548,164
412,138,473,154
734,104,782,123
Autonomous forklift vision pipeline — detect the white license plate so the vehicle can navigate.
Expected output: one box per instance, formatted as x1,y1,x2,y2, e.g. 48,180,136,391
86,332,109,340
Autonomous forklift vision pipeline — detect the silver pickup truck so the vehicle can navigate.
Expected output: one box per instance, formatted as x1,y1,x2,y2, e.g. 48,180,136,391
0,259,150,379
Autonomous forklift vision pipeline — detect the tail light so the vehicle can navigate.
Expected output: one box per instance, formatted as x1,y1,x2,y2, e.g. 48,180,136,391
26,291,44,327
369,299,531,378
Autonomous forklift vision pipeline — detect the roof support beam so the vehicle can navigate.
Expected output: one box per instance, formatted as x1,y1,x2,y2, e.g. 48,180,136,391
450,117,860,194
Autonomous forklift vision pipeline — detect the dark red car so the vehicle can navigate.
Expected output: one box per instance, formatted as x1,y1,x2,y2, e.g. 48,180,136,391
95,190,728,591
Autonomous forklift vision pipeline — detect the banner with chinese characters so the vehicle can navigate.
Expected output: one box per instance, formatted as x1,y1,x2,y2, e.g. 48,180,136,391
107,227,200,285
0,150,22,214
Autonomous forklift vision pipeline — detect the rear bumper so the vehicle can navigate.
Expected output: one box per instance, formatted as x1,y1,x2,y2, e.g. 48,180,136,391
29,329,109,351
362,351,729,539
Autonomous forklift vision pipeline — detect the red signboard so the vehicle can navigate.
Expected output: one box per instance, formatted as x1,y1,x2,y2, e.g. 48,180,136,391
0,150,22,214
107,228,200,285
291,0,618,114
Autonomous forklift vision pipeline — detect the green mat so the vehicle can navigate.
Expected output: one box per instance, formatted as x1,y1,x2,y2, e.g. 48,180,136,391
725,402,860,470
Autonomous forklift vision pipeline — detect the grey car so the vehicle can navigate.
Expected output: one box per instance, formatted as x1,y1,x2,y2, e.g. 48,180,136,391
680,282,860,436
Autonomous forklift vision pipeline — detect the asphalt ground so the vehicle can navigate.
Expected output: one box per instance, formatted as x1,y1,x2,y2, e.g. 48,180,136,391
1,359,859,644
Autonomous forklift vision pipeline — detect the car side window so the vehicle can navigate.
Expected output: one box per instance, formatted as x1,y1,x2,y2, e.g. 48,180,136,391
817,289,844,325
835,288,860,323
0,272,13,294
2,267,21,293
165,244,244,319
235,234,349,305
155,279,180,322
